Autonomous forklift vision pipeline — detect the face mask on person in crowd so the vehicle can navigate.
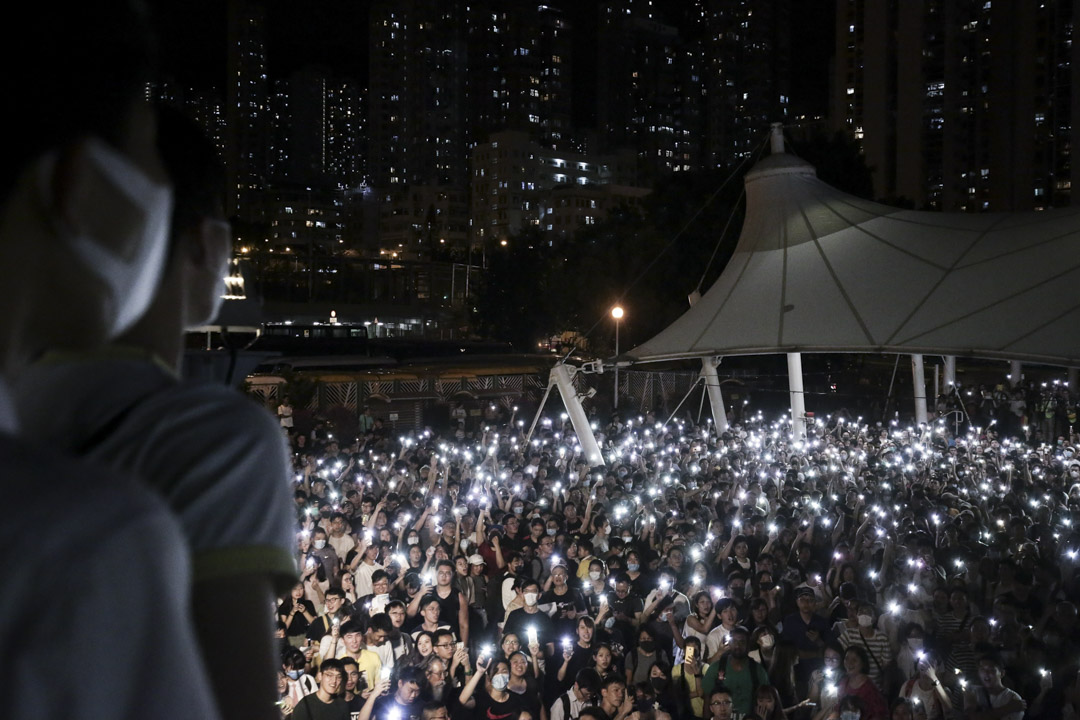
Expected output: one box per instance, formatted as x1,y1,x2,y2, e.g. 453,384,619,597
590,571,602,581
314,540,326,550
408,536,419,545
547,528,557,536
622,535,633,544
460,539,469,551
840,712,860,720
287,669,302,680
650,677,668,692
492,674,510,690
759,635,775,650
524,592,538,606
627,562,640,572
604,617,615,629
639,640,655,652
513,506,524,515
857,614,873,628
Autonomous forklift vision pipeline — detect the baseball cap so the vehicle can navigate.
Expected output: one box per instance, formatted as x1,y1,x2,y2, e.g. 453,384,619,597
468,554,486,565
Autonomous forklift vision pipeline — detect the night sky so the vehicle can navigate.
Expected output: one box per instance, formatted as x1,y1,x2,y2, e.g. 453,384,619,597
153,1,834,121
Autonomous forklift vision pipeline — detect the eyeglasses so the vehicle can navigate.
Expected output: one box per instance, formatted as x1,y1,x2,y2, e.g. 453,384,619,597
435,643,454,648
710,701,733,707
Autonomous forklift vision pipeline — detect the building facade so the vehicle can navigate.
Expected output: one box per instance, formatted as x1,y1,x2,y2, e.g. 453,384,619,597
833,0,1079,211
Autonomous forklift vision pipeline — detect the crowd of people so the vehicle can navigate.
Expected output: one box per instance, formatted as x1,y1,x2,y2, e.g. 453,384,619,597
5,4,1080,719
275,398,1080,720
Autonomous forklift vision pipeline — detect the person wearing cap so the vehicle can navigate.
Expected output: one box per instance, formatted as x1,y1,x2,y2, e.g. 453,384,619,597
461,553,490,624
781,586,834,692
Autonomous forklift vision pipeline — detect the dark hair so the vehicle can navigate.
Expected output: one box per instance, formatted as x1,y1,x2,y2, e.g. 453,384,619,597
600,674,627,691
576,668,603,693
282,646,305,670
320,658,346,677
433,629,456,647
325,586,347,600
368,613,394,634
397,666,423,686
844,644,870,674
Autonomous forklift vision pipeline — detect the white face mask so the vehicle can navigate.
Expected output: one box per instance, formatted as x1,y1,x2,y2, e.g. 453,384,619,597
40,137,172,337
589,571,602,581
314,540,326,550
759,635,775,650
524,592,539,606
460,539,469,551
857,614,873,628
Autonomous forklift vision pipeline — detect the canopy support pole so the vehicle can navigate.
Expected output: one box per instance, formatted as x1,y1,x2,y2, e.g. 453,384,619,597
549,363,605,467
1010,360,1022,387
933,364,940,411
1070,368,1078,389
944,356,957,390
701,357,729,434
787,352,807,441
912,354,928,426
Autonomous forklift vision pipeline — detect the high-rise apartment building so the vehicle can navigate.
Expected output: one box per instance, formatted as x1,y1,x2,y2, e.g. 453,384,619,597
833,0,1079,211
696,0,791,167
368,0,469,188
267,70,364,189
470,130,643,245
464,2,575,149
226,0,269,222
597,0,703,177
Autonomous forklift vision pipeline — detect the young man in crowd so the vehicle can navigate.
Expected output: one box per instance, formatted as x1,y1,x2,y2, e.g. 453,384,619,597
15,100,296,720
0,3,221,717
292,658,349,720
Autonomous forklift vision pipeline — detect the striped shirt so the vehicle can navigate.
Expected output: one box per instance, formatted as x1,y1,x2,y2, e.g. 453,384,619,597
839,627,893,690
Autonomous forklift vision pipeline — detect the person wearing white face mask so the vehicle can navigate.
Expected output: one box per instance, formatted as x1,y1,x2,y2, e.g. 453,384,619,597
13,106,298,720
895,625,928,682
504,578,557,656
838,603,893,692
0,4,223,718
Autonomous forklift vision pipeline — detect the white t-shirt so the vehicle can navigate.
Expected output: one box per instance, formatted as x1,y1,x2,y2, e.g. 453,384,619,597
0,431,220,720
329,532,356,560
355,561,385,597
16,355,297,588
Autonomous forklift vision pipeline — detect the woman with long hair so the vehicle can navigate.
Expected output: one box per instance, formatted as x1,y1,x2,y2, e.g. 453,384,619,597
754,685,787,720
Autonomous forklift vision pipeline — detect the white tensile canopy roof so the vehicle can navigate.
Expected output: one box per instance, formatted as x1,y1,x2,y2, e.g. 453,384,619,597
627,147,1080,367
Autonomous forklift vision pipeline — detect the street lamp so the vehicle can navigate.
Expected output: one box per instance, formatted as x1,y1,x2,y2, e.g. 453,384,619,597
611,306,624,409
